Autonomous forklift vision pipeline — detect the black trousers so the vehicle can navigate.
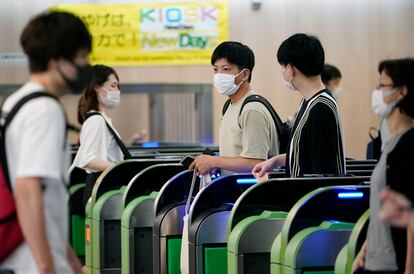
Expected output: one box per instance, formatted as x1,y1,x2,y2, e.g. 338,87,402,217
83,172,102,207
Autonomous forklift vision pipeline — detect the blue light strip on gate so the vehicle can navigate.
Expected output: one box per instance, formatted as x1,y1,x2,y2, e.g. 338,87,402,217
211,174,220,180
236,178,257,185
142,142,160,148
325,220,341,224
337,192,364,199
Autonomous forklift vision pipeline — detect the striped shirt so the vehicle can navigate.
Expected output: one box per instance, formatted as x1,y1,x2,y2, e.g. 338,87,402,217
286,89,346,177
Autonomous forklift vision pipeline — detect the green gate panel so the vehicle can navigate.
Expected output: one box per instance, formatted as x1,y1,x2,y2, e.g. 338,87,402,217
303,271,334,274
283,221,354,274
168,238,182,274
334,245,348,274
335,210,370,274
71,215,85,256
204,246,228,274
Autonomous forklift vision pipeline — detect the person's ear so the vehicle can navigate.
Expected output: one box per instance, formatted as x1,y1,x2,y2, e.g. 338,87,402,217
397,85,408,100
289,64,296,77
48,58,60,71
235,68,249,84
94,84,104,95
242,69,250,82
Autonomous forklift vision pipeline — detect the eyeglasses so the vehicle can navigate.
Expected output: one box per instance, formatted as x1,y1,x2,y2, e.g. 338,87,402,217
376,83,395,89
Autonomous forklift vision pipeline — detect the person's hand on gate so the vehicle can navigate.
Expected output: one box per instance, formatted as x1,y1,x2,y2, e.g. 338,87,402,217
189,155,216,175
252,156,277,178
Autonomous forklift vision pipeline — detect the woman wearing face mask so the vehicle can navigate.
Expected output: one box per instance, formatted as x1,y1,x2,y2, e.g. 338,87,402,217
352,58,414,274
72,64,133,205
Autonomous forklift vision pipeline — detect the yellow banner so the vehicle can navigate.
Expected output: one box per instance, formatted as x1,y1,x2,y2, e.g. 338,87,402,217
51,1,229,66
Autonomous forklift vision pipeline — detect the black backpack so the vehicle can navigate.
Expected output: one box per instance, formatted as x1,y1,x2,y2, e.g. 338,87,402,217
222,94,290,154
366,127,382,160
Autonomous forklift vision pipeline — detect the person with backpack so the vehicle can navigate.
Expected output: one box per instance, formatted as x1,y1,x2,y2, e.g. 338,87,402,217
0,11,91,274
72,65,140,206
252,33,346,178
189,41,280,175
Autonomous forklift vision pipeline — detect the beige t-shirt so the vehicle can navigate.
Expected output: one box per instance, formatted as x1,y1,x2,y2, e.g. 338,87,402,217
219,91,278,173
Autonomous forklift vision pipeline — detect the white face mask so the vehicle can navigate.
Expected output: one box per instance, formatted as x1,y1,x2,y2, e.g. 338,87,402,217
101,88,121,109
281,66,296,91
371,88,398,119
213,69,246,96
330,87,342,99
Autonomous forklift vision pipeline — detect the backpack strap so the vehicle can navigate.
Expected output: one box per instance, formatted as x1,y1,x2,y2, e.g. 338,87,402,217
239,95,284,133
0,92,60,192
2,92,59,128
238,94,290,154
221,98,232,116
84,112,132,160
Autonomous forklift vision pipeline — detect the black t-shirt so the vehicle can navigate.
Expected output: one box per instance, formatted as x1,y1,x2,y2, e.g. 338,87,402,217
285,89,345,177
386,127,414,271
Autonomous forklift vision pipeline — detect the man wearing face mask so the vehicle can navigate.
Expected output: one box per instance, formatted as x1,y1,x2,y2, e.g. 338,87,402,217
0,12,91,274
321,64,342,100
190,41,278,175
72,65,139,206
252,33,346,178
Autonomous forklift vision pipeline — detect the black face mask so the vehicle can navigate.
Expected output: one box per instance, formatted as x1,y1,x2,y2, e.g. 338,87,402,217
59,62,92,94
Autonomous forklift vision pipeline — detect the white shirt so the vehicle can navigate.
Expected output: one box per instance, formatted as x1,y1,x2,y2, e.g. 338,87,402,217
0,82,72,274
72,111,123,173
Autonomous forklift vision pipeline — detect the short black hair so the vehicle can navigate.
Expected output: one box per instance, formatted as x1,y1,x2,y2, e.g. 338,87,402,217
321,64,342,84
277,33,325,77
21,11,92,72
211,41,255,82
378,58,414,118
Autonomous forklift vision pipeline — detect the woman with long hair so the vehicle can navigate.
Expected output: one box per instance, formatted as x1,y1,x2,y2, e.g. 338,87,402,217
72,64,140,205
